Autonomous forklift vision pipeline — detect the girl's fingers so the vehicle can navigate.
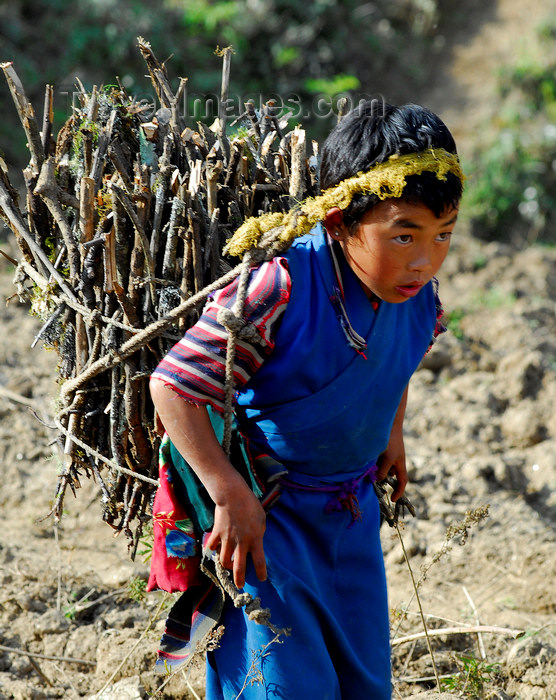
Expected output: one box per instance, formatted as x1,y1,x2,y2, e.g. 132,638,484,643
390,480,404,502
218,538,235,571
232,545,248,589
250,541,267,582
205,531,221,553
390,466,408,502
218,540,267,589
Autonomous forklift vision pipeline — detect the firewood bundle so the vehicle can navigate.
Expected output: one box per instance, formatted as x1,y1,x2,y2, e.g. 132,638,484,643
0,39,315,554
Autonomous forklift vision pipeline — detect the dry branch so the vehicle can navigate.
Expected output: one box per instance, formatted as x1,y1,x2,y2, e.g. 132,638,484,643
0,40,313,549
391,625,525,647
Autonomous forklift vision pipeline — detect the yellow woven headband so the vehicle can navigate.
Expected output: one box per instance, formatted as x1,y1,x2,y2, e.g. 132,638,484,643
224,148,465,258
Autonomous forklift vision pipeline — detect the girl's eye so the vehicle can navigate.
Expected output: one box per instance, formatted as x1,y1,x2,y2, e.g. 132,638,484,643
436,231,453,242
395,234,413,244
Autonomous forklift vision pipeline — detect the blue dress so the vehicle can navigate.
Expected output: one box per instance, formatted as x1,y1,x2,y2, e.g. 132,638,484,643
204,226,437,699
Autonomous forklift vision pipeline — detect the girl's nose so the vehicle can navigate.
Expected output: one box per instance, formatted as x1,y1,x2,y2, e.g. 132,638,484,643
408,252,432,272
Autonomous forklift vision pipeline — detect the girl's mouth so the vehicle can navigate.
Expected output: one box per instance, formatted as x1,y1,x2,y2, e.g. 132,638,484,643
395,282,423,298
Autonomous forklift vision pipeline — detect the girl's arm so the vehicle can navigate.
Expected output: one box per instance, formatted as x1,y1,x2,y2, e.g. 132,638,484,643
150,379,267,589
376,384,408,502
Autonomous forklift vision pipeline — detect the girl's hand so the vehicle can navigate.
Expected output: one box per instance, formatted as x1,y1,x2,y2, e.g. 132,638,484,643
206,481,267,589
376,432,407,502
149,382,268,589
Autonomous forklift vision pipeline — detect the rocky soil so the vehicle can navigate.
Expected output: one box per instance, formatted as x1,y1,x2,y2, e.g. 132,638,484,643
2,1,556,697
1,224,555,700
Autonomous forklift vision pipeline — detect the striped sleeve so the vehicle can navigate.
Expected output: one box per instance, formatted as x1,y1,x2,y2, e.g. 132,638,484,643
151,257,291,412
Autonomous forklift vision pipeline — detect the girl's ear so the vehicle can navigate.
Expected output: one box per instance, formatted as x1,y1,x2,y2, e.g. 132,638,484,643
323,207,349,240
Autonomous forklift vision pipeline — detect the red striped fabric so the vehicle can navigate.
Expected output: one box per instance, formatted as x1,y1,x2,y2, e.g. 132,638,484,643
151,257,291,412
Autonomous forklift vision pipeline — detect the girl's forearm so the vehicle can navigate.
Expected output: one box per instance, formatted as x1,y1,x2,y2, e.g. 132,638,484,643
391,384,408,436
149,379,250,505
149,378,268,586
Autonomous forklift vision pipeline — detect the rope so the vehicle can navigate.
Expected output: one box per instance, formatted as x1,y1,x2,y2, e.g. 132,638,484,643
55,418,159,486
208,552,290,637
207,228,298,633
220,250,255,455
217,224,293,455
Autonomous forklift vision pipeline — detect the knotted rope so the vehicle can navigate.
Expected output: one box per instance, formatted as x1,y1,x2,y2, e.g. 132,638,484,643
207,228,295,636
217,228,293,455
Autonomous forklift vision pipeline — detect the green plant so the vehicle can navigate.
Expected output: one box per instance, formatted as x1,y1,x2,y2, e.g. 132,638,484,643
465,17,556,245
63,588,93,620
1,0,452,179
137,520,153,563
444,307,466,340
470,286,517,310
304,74,361,98
441,653,500,698
63,592,79,620
128,576,148,603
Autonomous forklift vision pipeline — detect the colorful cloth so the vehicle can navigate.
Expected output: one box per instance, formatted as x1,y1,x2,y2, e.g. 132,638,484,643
147,434,203,594
149,224,442,698
148,412,286,671
151,257,291,413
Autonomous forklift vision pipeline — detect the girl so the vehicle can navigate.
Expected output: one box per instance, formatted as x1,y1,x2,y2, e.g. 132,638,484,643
149,100,464,699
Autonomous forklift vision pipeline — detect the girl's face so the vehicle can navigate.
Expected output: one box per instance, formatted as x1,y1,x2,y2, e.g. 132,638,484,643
338,200,458,303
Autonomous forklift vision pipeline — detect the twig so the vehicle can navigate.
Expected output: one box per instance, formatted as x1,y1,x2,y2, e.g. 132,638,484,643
18,258,141,335
109,183,156,305
0,643,95,666
34,156,81,279
94,592,169,697
31,303,66,348
0,247,18,265
53,523,62,612
54,417,159,486
185,676,203,700
462,585,486,660
161,195,186,283
137,37,175,109
59,262,243,402
391,625,524,647
235,634,283,699
41,84,54,157
289,126,306,202
217,46,233,163
71,587,128,614
29,656,54,686
395,522,442,690
0,384,44,411
0,179,79,302
396,673,454,684
391,505,490,642
1,62,45,172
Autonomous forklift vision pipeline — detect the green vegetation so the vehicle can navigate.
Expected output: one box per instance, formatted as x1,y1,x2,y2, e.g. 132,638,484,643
0,0,446,174
128,576,148,603
444,286,516,341
441,653,500,698
465,19,556,245
444,307,466,340
4,1,556,249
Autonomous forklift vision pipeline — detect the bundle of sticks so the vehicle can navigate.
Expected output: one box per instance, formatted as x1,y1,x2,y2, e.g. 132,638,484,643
0,38,315,555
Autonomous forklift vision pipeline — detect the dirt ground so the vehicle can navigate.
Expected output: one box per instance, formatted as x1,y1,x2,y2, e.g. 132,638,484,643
1,1,556,698
2,223,556,700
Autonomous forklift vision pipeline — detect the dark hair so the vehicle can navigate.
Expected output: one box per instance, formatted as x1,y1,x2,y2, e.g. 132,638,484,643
320,101,463,226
